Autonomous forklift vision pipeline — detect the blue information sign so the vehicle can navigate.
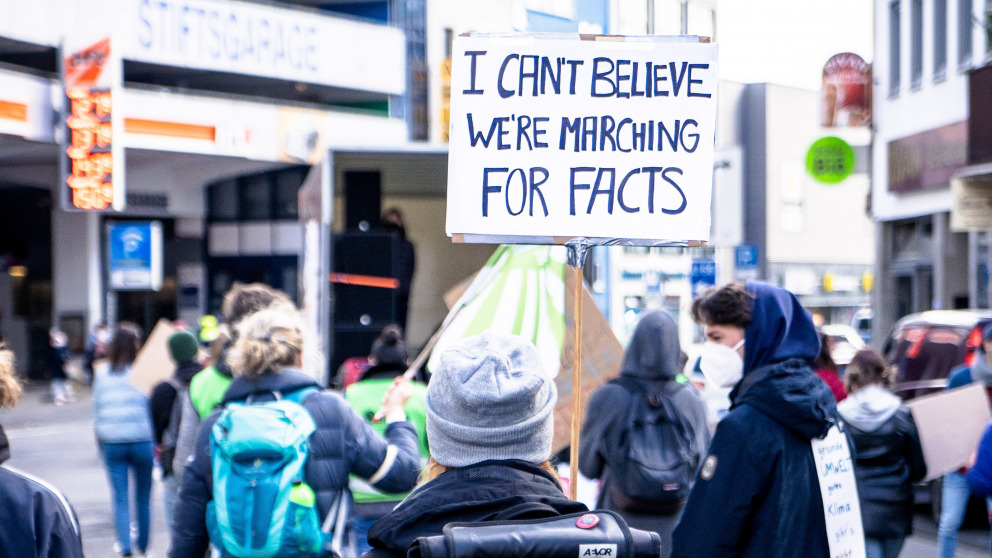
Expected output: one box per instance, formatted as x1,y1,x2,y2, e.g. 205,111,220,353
690,258,717,297
108,221,162,291
734,244,758,270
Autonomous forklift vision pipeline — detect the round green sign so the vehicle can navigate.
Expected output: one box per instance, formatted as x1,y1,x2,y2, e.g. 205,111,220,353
806,136,855,184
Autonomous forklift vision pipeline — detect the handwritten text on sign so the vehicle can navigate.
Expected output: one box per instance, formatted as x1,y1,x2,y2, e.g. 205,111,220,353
811,425,866,558
445,35,718,243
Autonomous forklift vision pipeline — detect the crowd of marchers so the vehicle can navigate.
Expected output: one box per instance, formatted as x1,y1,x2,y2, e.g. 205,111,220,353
9,279,992,558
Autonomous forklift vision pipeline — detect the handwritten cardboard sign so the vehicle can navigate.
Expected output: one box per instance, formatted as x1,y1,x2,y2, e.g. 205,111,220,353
446,34,718,244
127,319,177,396
907,383,991,481
812,425,866,558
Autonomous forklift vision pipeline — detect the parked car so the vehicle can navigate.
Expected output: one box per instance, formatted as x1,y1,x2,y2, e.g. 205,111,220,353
881,309,992,521
882,309,992,401
851,307,873,344
820,323,866,368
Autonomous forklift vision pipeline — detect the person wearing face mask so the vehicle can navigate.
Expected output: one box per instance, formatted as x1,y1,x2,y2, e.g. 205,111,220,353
671,281,840,558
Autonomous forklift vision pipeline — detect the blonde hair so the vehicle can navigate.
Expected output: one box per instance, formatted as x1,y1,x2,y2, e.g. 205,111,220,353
419,457,560,485
0,344,22,408
226,304,304,379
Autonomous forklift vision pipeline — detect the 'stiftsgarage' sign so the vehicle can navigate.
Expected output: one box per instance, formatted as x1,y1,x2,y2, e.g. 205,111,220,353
446,34,718,244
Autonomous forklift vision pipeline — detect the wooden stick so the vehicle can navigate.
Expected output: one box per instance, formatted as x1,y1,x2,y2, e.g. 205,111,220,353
569,263,583,501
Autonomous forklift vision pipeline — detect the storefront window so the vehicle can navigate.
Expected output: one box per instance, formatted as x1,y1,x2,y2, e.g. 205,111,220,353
274,167,306,219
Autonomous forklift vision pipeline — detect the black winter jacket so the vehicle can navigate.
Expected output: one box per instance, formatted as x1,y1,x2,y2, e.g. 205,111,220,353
365,460,588,558
170,368,421,558
579,310,709,541
0,424,84,558
838,388,926,538
671,282,838,558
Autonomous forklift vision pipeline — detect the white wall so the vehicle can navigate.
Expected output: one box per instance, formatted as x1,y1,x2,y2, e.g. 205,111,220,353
764,84,874,265
52,210,102,329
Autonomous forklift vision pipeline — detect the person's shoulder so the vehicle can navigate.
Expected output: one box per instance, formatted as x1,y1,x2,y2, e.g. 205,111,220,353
946,365,973,388
0,466,79,532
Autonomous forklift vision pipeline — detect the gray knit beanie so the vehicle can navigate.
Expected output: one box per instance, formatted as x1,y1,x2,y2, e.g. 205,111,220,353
426,331,557,468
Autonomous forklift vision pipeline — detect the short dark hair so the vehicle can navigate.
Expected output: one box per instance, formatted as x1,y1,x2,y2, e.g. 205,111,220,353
221,283,291,327
814,332,837,372
108,322,142,372
845,348,891,392
690,282,754,328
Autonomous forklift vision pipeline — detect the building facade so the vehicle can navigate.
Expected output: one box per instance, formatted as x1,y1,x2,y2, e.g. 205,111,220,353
871,0,992,342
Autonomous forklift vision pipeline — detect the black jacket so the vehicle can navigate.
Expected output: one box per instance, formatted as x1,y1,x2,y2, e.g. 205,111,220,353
838,390,926,538
170,368,421,558
671,282,838,558
365,460,588,558
579,310,709,540
0,425,84,558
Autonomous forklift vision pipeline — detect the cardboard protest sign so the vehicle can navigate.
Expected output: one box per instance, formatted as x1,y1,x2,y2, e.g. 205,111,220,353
446,33,718,244
812,425,866,558
127,319,177,396
553,267,624,453
907,383,991,481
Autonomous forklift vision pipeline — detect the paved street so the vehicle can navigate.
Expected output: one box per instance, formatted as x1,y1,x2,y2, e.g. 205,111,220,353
1,382,170,557
1,380,991,558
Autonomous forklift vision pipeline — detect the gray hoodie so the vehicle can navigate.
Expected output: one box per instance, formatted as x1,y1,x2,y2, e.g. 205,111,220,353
836,385,902,433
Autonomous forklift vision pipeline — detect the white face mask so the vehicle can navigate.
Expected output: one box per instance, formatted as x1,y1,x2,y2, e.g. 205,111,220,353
699,339,745,389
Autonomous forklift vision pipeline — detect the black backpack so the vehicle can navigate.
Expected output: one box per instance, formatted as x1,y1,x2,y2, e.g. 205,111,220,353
608,376,699,515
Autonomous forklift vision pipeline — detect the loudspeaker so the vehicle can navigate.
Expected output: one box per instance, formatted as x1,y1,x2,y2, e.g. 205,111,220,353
329,231,398,379
344,171,381,230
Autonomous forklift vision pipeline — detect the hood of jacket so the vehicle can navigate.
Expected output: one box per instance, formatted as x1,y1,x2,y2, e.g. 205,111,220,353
621,310,681,381
731,358,837,440
742,281,821,376
221,367,320,404
368,460,587,554
836,385,902,432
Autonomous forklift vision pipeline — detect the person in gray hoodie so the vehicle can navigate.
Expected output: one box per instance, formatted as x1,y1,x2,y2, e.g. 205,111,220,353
837,348,926,558
579,310,710,554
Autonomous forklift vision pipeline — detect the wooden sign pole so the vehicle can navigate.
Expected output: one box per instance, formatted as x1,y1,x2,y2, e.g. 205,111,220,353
566,238,592,501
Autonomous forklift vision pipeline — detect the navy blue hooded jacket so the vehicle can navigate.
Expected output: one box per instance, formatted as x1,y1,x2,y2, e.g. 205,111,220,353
671,282,838,558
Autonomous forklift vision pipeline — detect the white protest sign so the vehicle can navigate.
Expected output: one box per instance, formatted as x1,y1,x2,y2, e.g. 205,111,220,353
811,425,866,558
446,34,718,244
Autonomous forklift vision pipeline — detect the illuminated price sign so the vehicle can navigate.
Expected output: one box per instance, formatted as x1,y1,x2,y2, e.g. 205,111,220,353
62,87,117,210
806,136,855,185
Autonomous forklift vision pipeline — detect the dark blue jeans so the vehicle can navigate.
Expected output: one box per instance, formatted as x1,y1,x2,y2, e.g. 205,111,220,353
101,441,154,555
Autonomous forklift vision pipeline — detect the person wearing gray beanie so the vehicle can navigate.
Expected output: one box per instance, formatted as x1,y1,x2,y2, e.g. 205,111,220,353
365,331,587,558
426,330,557,467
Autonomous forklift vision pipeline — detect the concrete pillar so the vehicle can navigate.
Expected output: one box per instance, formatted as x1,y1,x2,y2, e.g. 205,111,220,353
52,210,103,331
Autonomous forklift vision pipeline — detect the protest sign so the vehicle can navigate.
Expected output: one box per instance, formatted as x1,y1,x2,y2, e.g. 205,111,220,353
907,383,991,481
446,33,718,244
811,425,866,558
127,319,177,396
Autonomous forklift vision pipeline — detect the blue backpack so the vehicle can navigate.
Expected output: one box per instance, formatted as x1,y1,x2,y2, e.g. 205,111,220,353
206,388,332,558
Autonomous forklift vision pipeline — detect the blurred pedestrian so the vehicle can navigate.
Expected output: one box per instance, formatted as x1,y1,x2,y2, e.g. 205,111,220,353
579,310,709,555
48,328,74,406
169,284,292,488
83,321,110,386
837,348,926,558
0,338,85,557
365,331,588,558
170,304,421,558
345,324,429,556
814,331,847,403
936,322,992,558
148,329,201,543
93,322,155,557
671,281,839,558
